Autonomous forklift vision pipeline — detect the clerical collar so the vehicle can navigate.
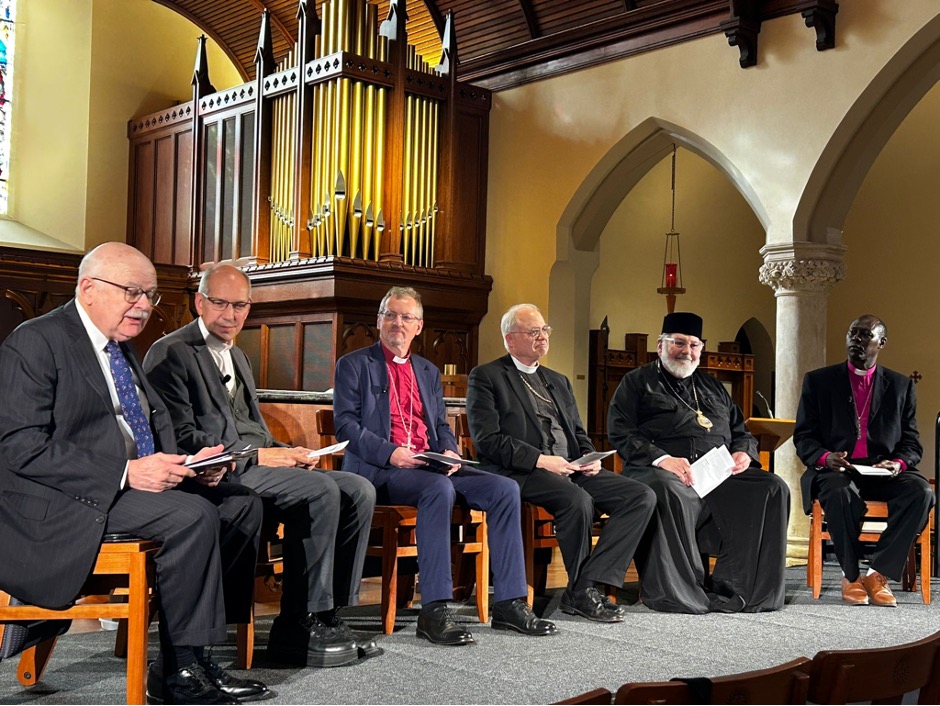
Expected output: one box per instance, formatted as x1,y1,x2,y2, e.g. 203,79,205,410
198,317,233,353
510,356,539,374
381,343,410,365
848,360,876,378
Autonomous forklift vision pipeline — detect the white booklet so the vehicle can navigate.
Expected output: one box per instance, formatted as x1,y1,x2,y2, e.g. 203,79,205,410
307,440,349,458
690,445,735,498
571,450,616,466
853,463,893,477
185,445,257,473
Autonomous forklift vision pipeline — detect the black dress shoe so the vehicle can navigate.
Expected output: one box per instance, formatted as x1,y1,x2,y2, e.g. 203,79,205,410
199,654,274,702
601,593,627,617
329,614,385,660
146,663,237,704
707,593,747,614
491,599,558,636
561,587,624,623
416,604,475,646
267,612,358,667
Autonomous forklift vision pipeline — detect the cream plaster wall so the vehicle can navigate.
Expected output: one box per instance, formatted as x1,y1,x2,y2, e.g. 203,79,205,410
829,80,940,470
589,148,773,361
9,0,241,251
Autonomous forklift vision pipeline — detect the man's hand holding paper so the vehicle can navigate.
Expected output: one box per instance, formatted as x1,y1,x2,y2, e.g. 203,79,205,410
689,445,736,498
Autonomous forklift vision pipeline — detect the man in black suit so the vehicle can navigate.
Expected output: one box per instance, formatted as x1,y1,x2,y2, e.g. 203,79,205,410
0,243,268,704
145,264,378,666
795,314,934,606
467,304,655,622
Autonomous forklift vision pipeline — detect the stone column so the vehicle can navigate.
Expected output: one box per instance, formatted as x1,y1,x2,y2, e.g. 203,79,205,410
759,241,846,562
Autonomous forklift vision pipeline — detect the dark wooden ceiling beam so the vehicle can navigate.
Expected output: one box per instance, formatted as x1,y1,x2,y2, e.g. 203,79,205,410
517,0,541,40
799,0,839,51
720,0,763,68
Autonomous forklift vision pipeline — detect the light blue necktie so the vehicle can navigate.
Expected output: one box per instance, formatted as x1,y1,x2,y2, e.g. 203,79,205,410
105,340,155,458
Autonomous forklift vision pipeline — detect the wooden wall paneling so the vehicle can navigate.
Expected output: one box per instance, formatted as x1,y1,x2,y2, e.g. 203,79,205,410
132,141,156,261
191,35,216,270
153,134,176,265
250,11,276,266
174,128,195,266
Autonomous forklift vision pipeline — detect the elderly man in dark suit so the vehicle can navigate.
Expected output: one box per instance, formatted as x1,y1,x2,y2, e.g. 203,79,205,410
466,304,655,622
145,264,378,667
333,286,557,645
0,243,268,704
795,314,935,606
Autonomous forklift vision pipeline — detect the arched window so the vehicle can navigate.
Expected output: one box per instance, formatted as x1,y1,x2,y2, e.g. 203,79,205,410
0,0,15,214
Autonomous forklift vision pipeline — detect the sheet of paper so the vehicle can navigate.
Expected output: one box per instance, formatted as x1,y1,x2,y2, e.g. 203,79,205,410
307,440,349,458
689,445,735,498
185,445,257,472
853,464,893,477
570,450,616,466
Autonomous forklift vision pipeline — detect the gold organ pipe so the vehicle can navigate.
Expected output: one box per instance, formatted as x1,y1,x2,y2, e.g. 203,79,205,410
332,0,349,256
402,92,413,264
429,99,439,266
347,0,365,258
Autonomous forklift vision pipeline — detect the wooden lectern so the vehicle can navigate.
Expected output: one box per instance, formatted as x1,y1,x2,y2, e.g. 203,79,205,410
746,418,796,473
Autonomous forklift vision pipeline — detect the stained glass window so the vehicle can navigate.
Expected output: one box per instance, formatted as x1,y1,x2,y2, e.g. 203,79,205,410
0,1,15,214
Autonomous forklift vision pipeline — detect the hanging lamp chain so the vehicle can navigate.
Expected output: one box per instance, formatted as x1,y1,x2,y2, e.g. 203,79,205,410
670,144,677,233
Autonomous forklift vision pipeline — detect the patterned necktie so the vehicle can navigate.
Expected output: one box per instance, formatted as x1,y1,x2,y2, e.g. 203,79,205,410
105,340,155,458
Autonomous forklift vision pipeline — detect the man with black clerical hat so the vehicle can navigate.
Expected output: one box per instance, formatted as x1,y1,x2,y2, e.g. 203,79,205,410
795,314,934,607
607,312,789,613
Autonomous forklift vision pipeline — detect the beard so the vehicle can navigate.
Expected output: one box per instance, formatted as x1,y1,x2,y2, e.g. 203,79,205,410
659,350,699,379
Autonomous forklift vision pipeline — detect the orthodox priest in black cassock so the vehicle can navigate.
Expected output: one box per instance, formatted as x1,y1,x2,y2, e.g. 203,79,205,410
607,312,789,614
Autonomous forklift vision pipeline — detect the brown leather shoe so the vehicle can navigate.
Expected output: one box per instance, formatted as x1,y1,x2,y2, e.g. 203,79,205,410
862,572,898,607
841,577,869,605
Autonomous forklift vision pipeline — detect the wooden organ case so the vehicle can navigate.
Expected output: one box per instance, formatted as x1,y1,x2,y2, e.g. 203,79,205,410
126,0,492,390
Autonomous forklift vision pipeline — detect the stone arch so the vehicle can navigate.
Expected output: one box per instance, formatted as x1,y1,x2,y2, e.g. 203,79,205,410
797,13,940,243
549,117,767,403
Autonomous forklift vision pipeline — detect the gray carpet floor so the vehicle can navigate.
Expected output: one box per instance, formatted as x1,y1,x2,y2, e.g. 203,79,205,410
2,564,939,704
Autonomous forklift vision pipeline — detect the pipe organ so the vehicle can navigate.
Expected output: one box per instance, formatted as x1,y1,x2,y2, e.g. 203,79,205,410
127,0,492,390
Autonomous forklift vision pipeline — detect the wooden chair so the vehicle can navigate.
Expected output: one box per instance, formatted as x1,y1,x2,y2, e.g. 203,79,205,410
0,538,159,704
613,656,812,704
316,408,490,635
553,687,613,704
807,498,933,604
808,629,940,704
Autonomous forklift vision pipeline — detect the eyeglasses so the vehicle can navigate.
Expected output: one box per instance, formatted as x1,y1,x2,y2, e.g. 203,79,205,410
380,310,421,324
510,326,553,339
201,294,251,313
664,336,703,352
92,277,161,306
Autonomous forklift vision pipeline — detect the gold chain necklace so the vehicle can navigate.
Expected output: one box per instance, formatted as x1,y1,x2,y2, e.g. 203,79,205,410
657,361,713,430
518,373,555,407
850,374,875,440
387,363,416,450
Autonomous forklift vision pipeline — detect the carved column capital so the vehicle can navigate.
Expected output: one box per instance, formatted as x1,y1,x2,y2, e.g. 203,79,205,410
758,242,846,294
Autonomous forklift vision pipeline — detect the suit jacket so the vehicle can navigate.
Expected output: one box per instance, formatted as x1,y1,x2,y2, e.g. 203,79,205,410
466,355,594,489
0,301,176,608
143,319,287,469
333,342,458,482
794,361,923,513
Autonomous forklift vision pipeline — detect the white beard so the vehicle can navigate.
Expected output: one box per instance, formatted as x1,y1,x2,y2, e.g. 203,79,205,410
659,351,699,379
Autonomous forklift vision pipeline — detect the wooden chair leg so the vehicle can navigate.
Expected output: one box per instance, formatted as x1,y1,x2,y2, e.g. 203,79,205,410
475,516,489,624
126,550,151,705
16,638,57,687
396,574,416,609
902,545,916,593
235,603,254,670
115,618,129,658
381,521,399,635
522,507,536,607
921,513,932,605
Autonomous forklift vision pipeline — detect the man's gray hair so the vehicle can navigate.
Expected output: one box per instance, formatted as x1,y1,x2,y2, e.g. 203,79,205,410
500,303,541,352
378,286,423,319
198,264,251,297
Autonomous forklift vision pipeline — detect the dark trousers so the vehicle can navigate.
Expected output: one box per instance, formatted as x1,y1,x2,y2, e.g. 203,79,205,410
515,469,655,589
237,466,375,616
105,480,262,654
625,466,789,614
814,469,934,581
368,465,528,604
